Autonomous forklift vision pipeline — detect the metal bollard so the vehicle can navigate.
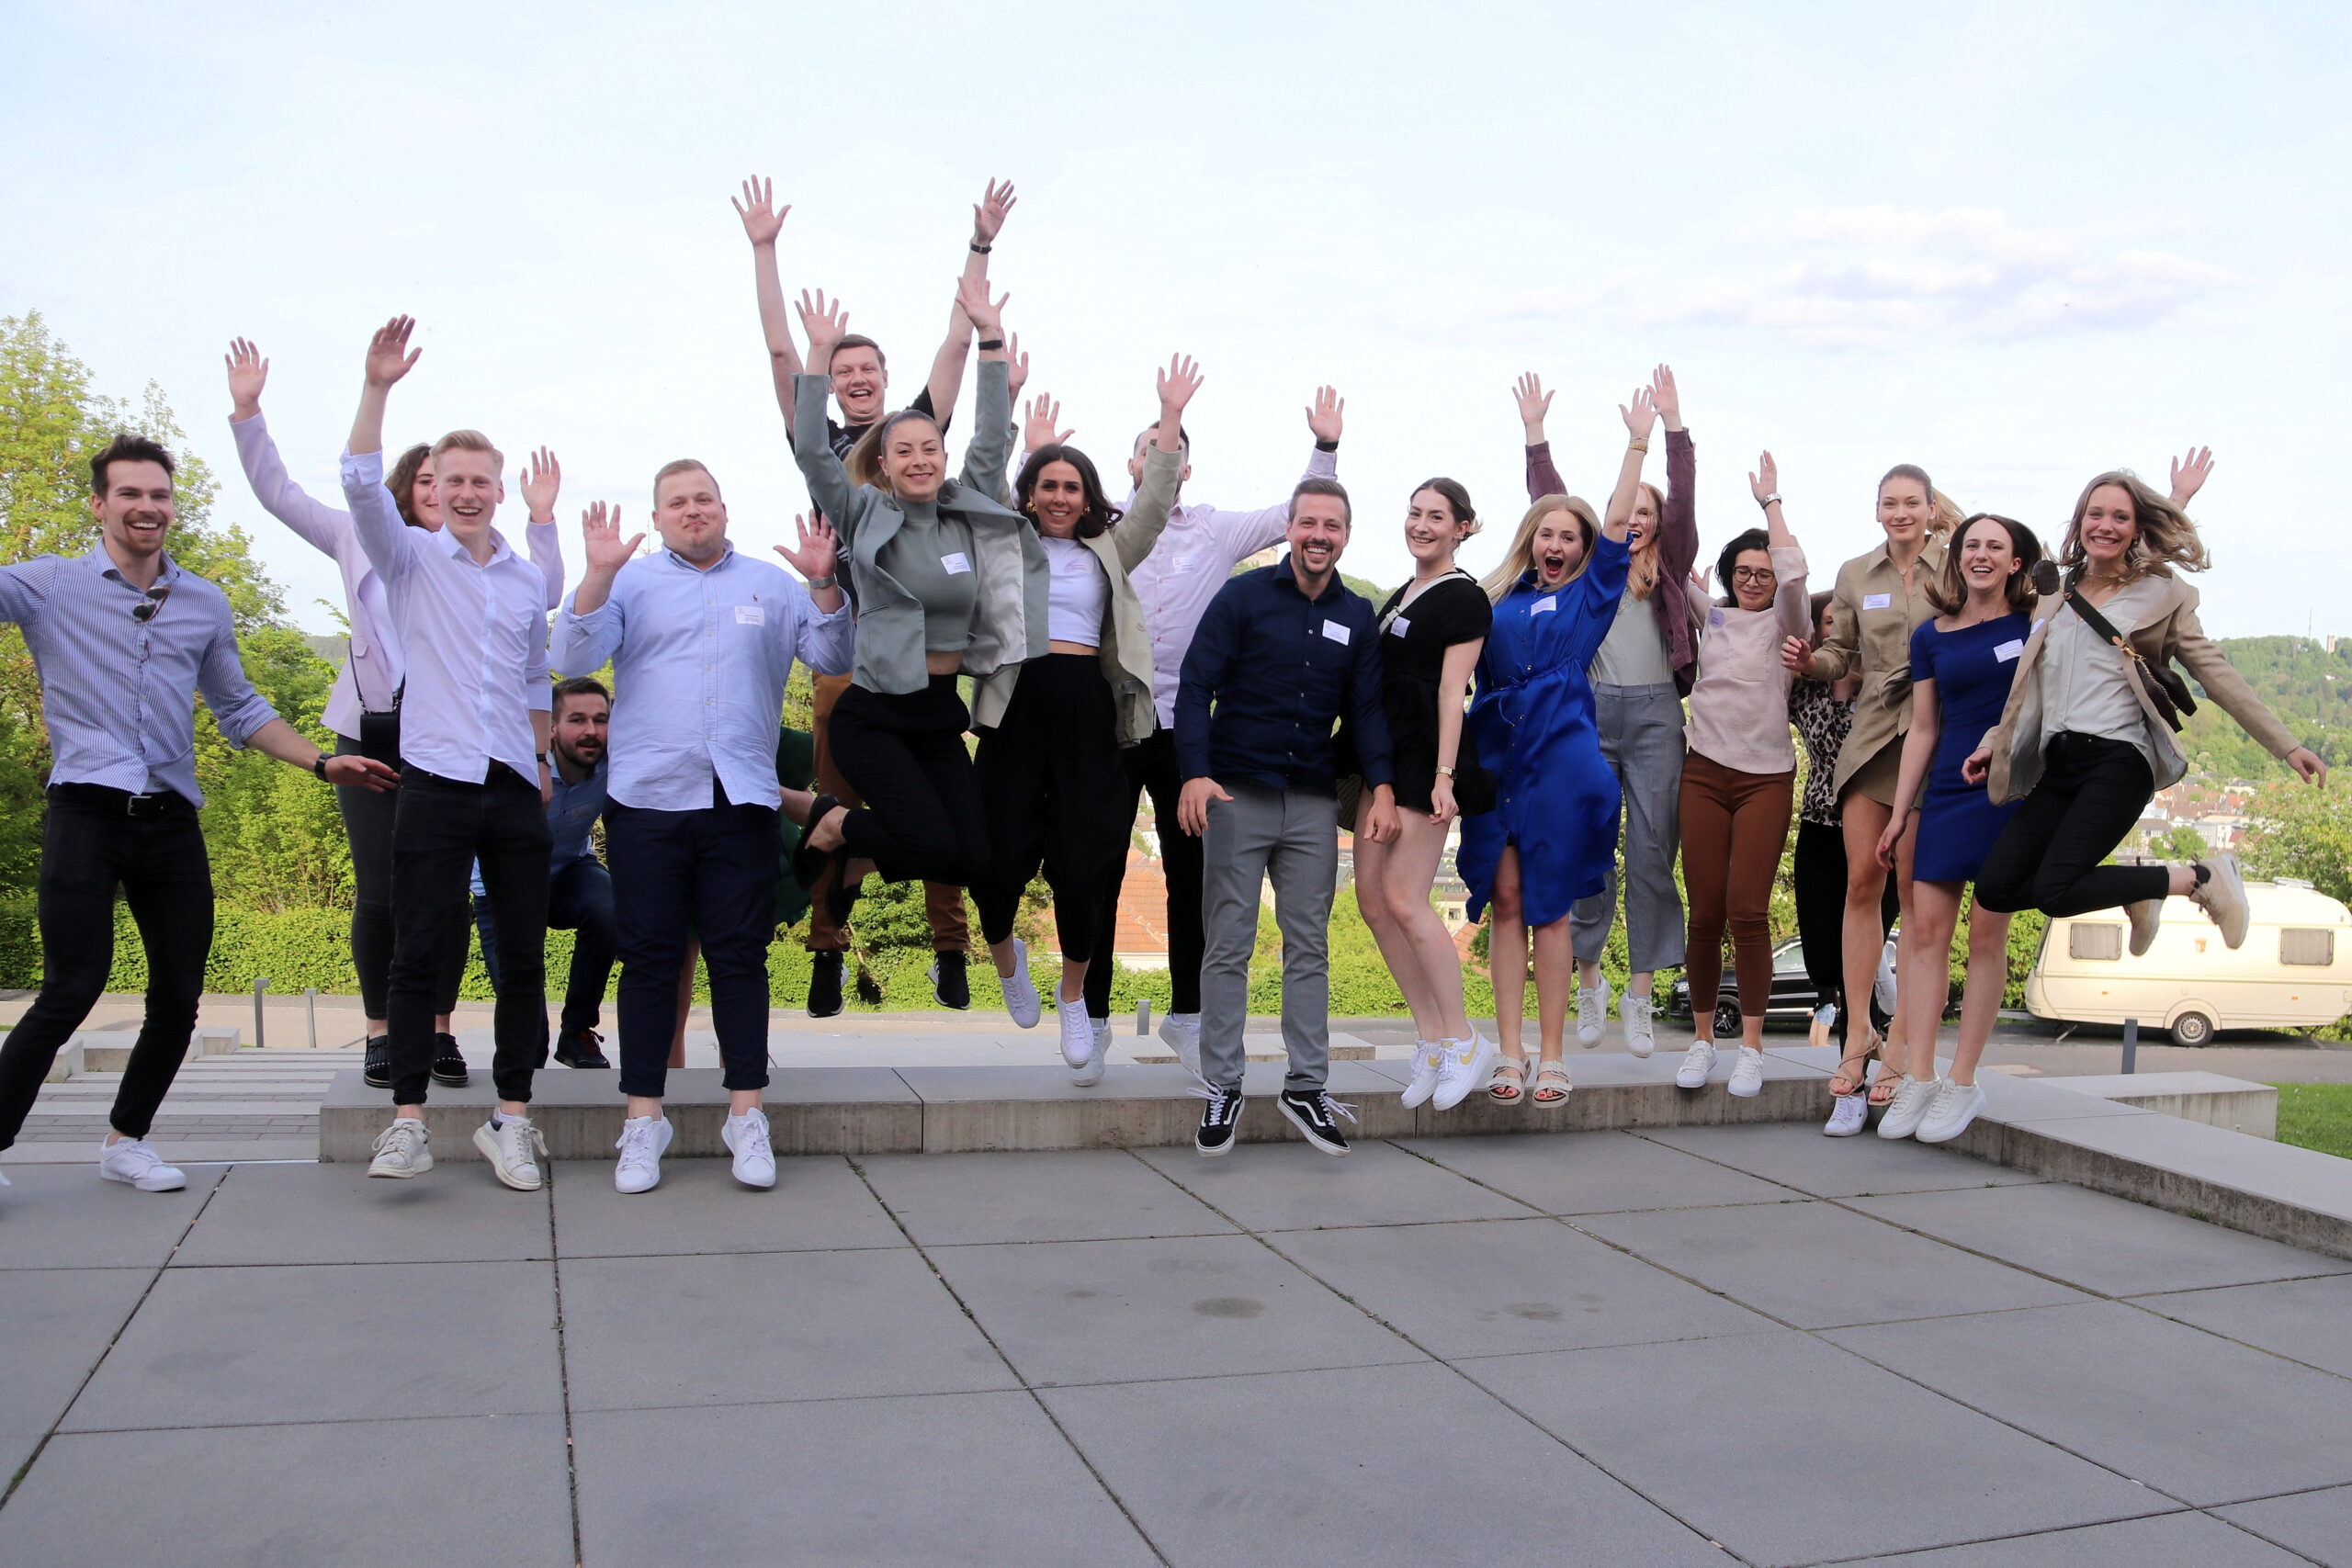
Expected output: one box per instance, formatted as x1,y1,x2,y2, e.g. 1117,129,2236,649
1136,999,1152,1037
253,977,271,1051
305,987,318,1050
2121,1016,2138,1076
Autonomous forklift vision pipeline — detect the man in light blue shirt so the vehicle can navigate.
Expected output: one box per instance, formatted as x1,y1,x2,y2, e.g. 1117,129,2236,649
554,461,850,1193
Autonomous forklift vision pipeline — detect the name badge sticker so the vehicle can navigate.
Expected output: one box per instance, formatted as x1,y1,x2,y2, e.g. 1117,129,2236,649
1321,619,1351,646
1387,615,1411,637
1995,638,2024,662
733,604,765,626
1707,606,1726,628
1862,592,1893,610
942,551,973,576
1532,596,1558,615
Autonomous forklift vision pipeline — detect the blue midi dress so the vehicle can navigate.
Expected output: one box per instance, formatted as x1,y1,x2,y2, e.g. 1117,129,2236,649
1459,534,1630,928
1909,611,2030,883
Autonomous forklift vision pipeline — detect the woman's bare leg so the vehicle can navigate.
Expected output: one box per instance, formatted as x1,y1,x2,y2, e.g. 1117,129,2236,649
1490,847,1530,1062
1532,916,1575,1062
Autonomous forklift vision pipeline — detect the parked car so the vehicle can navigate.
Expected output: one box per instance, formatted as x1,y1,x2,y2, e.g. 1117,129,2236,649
1666,934,1883,1037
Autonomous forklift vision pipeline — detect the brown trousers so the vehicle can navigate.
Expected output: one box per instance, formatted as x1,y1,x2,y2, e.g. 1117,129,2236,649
808,673,971,954
1680,750,1794,1026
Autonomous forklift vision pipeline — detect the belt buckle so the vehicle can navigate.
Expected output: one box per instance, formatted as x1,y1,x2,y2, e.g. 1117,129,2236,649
125,792,164,818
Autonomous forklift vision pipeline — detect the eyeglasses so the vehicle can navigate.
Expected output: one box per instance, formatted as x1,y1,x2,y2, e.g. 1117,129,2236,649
130,585,170,623
1731,567,1778,585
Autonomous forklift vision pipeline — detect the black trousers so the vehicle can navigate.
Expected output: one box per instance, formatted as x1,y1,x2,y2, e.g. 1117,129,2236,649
1791,817,1898,1046
0,787,213,1150
337,718,471,1022
827,676,989,889
476,857,617,1038
388,765,550,1105
973,655,1130,962
1976,732,2170,918
1082,725,1204,1021
606,789,780,1098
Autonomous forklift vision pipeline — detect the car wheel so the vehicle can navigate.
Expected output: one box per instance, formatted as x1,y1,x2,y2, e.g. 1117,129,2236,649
2168,1010,2215,1047
1712,998,1742,1038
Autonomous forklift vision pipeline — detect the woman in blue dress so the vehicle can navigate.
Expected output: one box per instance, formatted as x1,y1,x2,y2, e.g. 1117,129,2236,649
1873,513,2043,1145
1461,387,1657,1106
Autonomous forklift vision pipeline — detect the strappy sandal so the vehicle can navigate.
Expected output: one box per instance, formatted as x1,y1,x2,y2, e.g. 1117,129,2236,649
1829,1035,1880,1099
1532,1059,1572,1106
1488,1055,1529,1106
1868,1062,1911,1109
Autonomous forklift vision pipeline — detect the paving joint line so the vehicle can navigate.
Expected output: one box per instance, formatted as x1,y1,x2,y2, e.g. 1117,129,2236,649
542,1165,587,1568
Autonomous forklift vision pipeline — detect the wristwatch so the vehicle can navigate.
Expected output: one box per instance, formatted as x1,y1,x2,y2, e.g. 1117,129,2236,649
1757,492,1782,509
805,574,838,591
1436,764,1456,777
311,754,329,780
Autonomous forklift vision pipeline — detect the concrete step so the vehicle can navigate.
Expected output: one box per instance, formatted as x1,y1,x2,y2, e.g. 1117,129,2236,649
2036,1070,2278,1138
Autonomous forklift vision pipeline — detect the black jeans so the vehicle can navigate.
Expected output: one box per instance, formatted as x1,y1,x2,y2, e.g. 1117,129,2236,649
974,655,1129,962
337,719,471,1022
827,677,989,888
605,788,781,1098
388,765,550,1105
0,787,213,1150
1083,726,1203,1021
1976,732,2170,918
1791,818,1897,1046
476,857,616,1037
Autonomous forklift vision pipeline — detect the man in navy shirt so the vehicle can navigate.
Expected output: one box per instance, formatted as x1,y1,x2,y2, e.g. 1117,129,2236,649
1175,478,1397,1159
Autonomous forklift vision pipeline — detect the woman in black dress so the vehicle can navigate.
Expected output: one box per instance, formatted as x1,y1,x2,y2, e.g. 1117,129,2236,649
1355,478,1497,1113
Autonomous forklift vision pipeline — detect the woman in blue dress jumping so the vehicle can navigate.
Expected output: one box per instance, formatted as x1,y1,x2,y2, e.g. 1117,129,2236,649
1461,386,1657,1106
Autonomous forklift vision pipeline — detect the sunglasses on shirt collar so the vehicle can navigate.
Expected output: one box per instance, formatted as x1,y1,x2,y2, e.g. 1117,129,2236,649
130,584,170,623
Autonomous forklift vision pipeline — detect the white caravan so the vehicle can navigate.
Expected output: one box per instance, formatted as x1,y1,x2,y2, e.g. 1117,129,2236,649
2025,880,2352,1044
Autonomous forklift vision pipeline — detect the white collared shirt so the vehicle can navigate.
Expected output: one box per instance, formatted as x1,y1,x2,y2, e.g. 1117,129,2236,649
2041,577,2167,775
341,448,550,782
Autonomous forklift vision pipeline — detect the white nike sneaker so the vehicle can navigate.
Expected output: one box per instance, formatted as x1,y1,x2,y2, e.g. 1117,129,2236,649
1877,1077,1941,1141
368,1118,432,1179
1621,992,1657,1058
1726,1045,1765,1098
1430,1032,1499,1111
1159,1012,1204,1080
1397,1039,1445,1109
1824,1094,1869,1137
99,1136,186,1192
1576,978,1612,1047
1000,938,1042,1028
474,1115,546,1191
1674,1040,1717,1089
723,1108,776,1189
614,1114,673,1194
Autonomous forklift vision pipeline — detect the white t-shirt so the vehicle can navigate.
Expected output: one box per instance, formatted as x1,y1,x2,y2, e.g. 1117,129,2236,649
1042,536,1108,646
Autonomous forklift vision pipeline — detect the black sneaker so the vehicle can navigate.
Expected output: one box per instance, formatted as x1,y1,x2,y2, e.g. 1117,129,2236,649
362,1033,391,1089
554,1029,611,1069
808,951,845,1020
431,1032,470,1087
930,950,971,1010
1193,1084,1243,1156
1277,1089,1355,1156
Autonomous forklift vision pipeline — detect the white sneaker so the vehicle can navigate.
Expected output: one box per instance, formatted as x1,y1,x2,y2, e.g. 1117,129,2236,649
98,1136,186,1192
1915,1080,1987,1145
474,1115,546,1191
723,1108,776,1188
368,1118,432,1179
1621,992,1656,1058
1727,1046,1765,1099
1576,979,1611,1047
1159,1012,1204,1080
1430,1032,1498,1111
1000,938,1042,1028
1674,1040,1717,1089
1068,1018,1110,1087
1824,1094,1869,1137
614,1115,672,1193
1057,1000,1094,1068
1873,947,1899,1017
2189,854,2250,950
1397,1040,1445,1109
1877,1077,1941,1141
2125,897,2163,957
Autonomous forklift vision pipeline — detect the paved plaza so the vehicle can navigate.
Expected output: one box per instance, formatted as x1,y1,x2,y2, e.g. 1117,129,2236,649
6,1124,2352,1565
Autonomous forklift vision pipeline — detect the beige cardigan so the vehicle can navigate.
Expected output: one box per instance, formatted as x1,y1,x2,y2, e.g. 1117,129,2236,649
1804,539,1947,798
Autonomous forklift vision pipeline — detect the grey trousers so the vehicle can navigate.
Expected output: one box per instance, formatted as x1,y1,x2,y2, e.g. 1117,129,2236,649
1198,782,1338,1095
1571,682,1688,972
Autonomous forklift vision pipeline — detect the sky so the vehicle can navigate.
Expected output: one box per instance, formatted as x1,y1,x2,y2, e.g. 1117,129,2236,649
5,0,2348,640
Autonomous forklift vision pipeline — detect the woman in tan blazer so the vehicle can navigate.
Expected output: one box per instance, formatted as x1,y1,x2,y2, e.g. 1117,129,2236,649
1965,463,2325,956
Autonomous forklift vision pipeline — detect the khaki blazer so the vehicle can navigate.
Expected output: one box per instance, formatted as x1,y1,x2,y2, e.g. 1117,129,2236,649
1804,540,1946,798
1982,573,2301,802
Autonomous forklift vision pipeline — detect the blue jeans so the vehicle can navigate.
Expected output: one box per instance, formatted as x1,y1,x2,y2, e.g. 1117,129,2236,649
476,857,616,1038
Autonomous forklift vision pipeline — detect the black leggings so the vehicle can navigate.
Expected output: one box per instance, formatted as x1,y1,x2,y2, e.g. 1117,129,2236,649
1976,732,2169,917
827,676,989,889
1792,817,1897,1045
973,654,1129,960
1084,726,1204,1021
336,716,472,1022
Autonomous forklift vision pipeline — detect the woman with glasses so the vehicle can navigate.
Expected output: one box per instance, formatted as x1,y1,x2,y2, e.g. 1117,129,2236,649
1670,455,1811,1098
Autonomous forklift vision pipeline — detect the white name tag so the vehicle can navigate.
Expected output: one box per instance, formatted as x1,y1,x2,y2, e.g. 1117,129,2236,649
1321,619,1351,646
1862,592,1893,610
1387,615,1410,637
942,551,972,575
1532,596,1558,616
733,604,764,626
1995,638,2024,662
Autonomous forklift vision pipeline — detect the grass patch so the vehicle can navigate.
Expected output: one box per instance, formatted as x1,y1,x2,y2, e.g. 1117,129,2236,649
2271,1083,2352,1160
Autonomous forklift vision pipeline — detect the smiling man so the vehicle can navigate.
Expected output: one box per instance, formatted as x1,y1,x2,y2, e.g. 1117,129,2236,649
1174,478,1398,1160
0,434,397,1194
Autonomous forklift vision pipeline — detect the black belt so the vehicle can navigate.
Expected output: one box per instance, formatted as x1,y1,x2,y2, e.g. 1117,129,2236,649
48,783,194,818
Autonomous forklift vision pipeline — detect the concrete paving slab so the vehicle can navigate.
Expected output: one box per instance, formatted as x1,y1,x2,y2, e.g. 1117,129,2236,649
2216,1484,2352,1567
1637,1121,2042,1197
1575,1198,2090,1328
1466,1328,2171,1566
931,1231,1430,1387
1838,1509,2310,1565
547,1154,909,1258
0,1416,573,1568
1041,1360,1728,1567
1397,1128,1799,1214
1827,1301,2352,1506
1274,1215,1775,1358
2135,1274,2352,1378
62,1259,561,1430
1849,1182,2352,1297
559,1247,1017,1411
856,1147,1240,1246
0,1267,154,1479
0,1162,221,1269
572,1391,1159,1567
169,1157,552,1266
1135,1136,1537,1230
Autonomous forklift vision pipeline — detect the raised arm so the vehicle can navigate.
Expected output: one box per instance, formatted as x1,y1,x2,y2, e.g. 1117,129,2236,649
1207,388,1344,563
1653,365,1700,579
2170,595,2326,781
952,276,1014,501
1752,450,1812,638
1600,386,1657,541
779,513,854,676
791,290,858,527
341,317,424,580
1516,373,1567,500
731,175,802,418
1114,355,1203,572
924,177,1016,425
225,338,354,559
2168,446,2215,509
519,446,565,610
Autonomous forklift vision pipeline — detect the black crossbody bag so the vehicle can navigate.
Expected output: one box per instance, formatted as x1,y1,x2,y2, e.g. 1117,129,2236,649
2058,573,2196,733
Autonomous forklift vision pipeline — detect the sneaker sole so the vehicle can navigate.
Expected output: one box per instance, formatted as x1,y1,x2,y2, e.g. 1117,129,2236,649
1193,1134,1237,1157
100,1168,187,1192
1276,1098,1350,1156
432,1069,470,1087
472,1125,543,1190
362,1072,390,1089
368,1153,433,1179
1726,1081,1762,1099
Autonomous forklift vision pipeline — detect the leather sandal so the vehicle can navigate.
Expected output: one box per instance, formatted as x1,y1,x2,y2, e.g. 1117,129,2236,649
1830,1036,1880,1098
1488,1055,1529,1105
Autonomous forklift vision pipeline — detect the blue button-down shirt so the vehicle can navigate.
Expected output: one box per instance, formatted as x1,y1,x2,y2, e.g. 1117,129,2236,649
0,547,277,806
552,545,853,811
1174,553,1393,794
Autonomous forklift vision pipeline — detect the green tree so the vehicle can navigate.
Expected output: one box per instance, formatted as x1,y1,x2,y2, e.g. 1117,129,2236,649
2239,778,2352,905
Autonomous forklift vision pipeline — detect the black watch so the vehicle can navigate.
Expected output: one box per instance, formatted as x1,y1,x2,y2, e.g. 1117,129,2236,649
311,754,329,780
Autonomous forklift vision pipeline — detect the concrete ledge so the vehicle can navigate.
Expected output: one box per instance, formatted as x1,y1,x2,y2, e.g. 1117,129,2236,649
69,1026,240,1077
2034,1070,2278,1138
